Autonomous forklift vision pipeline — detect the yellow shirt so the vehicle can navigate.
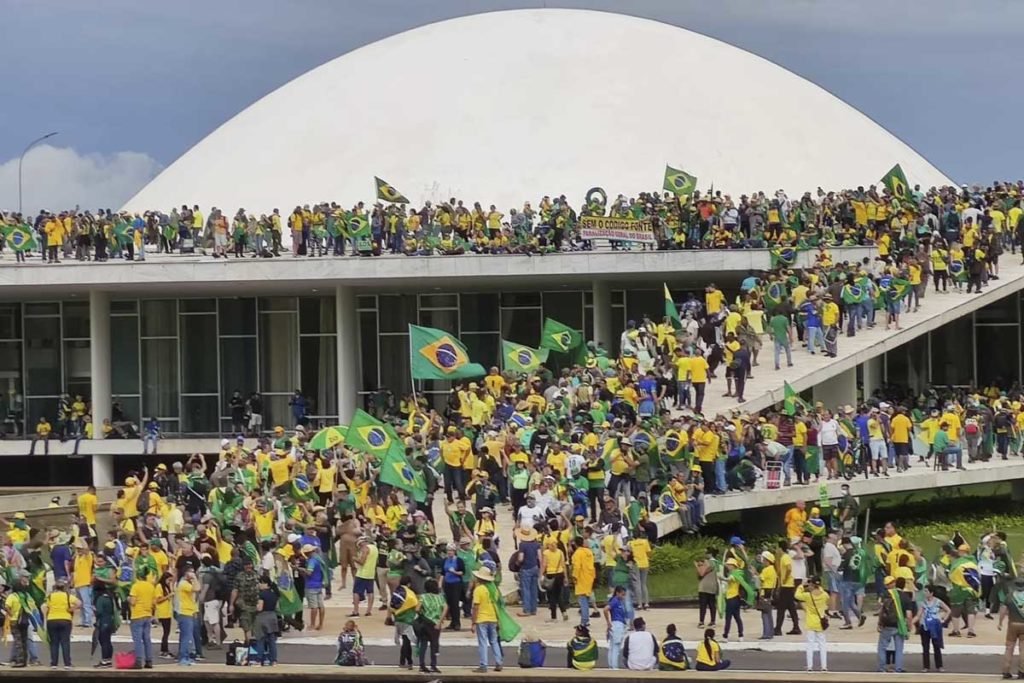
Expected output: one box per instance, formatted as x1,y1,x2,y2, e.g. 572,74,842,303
122,483,142,518
609,448,631,476
778,552,794,588
724,340,740,365
442,439,467,468
268,455,295,486
601,534,621,567
793,422,807,447
696,640,722,667
795,586,830,631
154,583,173,619
890,414,912,444
78,492,98,525
176,579,198,617
919,418,939,445
45,590,79,621
484,374,506,396
543,547,565,575
130,580,157,619
689,356,709,383
472,583,498,623
571,546,596,596
941,412,962,441
695,430,720,463
784,508,807,540
822,302,839,327
73,554,94,589
673,356,691,381
254,509,275,539
760,564,778,590
705,289,724,315
315,464,336,494
628,538,652,569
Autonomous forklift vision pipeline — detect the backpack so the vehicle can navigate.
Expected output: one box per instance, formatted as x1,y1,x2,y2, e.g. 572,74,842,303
878,590,899,628
965,420,979,436
507,551,523,574
137,490,152,515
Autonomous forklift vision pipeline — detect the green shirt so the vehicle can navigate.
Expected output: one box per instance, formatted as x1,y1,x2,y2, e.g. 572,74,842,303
418,592,446,625
768,314,791,344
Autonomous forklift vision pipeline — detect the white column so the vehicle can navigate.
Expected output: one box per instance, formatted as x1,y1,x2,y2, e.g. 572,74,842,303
592,280,612,351
862,355,883,403
336,286,358,423
812,366,857,412
89,290,113,487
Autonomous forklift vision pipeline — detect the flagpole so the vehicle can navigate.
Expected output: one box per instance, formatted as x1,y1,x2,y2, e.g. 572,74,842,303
408,324,419,409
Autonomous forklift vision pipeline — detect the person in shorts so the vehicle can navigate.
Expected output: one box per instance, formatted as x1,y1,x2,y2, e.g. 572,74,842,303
301,544,326,631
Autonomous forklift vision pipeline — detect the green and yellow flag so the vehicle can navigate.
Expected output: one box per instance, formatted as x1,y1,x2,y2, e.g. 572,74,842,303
2,224,37,252
379,441,427,503
500,339,549,374
540,318,583,353
346,409,399,460
409,324,485,380
375,176,410,204
770,246,797,269
880,164,913,205
783,381,810,416
664,283,682,330
663,165,697,196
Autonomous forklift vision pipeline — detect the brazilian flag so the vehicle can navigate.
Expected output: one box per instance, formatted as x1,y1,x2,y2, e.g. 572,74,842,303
663,429,687,462
770,247,797,268
950,259,967,283
881,164,913,205
500,339,548,373
409,324,485,380
664,283,682,330
113,220,131,246
379,440,427,503
3,224,37,252
346,409,400,460
783,381,810,416
276,568,303,617
841,283,863,305
663,165,697,197
764,281,786,311
539,318,582,353
289,474,317,502
889,277,912,302
348,214,372,253
374,176,409,204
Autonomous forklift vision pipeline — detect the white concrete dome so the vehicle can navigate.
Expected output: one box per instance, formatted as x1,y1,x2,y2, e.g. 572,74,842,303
124,9,953,214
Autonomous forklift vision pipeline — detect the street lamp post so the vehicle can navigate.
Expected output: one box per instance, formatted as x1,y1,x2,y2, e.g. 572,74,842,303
18,131,59,215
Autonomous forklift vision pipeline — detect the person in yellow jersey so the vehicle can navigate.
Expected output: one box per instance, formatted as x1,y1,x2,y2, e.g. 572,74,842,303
470,565,503,672
774,539,800,636
820,293,840,357
795,576,830,672
628,532,653,610
43,578,79,668
3,511,32,548
175,567,201,665
704,284,724,317
757,551,778,639
351,535,378,618
267,449,295,495
129,566,157,668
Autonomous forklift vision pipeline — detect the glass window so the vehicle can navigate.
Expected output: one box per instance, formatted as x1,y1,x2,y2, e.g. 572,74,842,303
24,302,59,316
584,307,594,343
419,308,458,331
218,298,256,335
27,398,58,426
420,294,458,308
111,316,140,395
220,337,257,398
259,297,297,312
0,304,20,339
612,290,625,305
500,292,541,308
142,338,179,417
0,342,23,419
378,295,417,334
975,326,1020,386
461,333,499,372
61,301,90,339
610,306,626,356
180,314,217,393
261,395,293,431
299,297,336,334
64,340,90,391
300,337,337,418
542,291,584,330
112,396,139,425
459,293,499,332
929,317,973,386
24,317,61,395
359,311,379,393
141,300,177,337
179,299,215,313
379,335,411,397
624,289,662,326
356,295,377,310
500,308,540,346
259,313,298,393
181,395,219,433
111,300,138,314
973,293,1017,324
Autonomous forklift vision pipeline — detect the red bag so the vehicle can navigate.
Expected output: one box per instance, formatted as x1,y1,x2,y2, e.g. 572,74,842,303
114,651,136,669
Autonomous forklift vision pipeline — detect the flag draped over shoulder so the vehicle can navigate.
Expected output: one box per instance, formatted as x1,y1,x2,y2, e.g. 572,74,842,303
664,284,682,330
783,382,810,416
663,165,697,196
276,567,303,617
409,324,485,380
889,278,912,301
881,164,913,205
374,176,409,204
950,259,967,283
500,339,549,373
764,281,786,311
486,582,521,643
540,318,583,353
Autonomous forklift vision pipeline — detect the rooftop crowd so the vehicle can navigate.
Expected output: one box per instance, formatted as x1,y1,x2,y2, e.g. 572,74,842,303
3,180,1023,259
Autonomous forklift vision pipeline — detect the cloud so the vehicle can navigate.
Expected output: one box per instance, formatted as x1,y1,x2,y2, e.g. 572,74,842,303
0,145,162,215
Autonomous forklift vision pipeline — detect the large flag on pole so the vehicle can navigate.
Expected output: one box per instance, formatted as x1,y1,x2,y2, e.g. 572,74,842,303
374,176,410,204
539,318,583,353
500,339,549,373
663,165,697,196
880,164,912,205
783,381,810,416
347,409,426,502
663,284,682,330
409,324,485,380
2,224,37,252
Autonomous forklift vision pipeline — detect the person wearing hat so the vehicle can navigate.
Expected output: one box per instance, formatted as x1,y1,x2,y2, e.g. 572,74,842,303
300,543,327,631
43,576,79,668
794,576,830,672
469,565,502,672
877,575,915,673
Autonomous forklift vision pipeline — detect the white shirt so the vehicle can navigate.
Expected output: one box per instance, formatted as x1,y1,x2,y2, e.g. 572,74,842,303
624,631,658,671
516,505,546,530
791,549,808,581
818,419,840,447
822,542,842,573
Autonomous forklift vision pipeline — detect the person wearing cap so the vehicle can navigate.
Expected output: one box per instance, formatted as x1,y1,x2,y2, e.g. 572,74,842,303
470,565,502,672
794,576,830,672
877,575,915,673
351,535,378,618
300,543,327,631
43,577,79,668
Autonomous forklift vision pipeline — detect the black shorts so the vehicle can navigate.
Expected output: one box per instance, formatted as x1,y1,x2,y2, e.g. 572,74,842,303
822,444,839,461
894,442,911,456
